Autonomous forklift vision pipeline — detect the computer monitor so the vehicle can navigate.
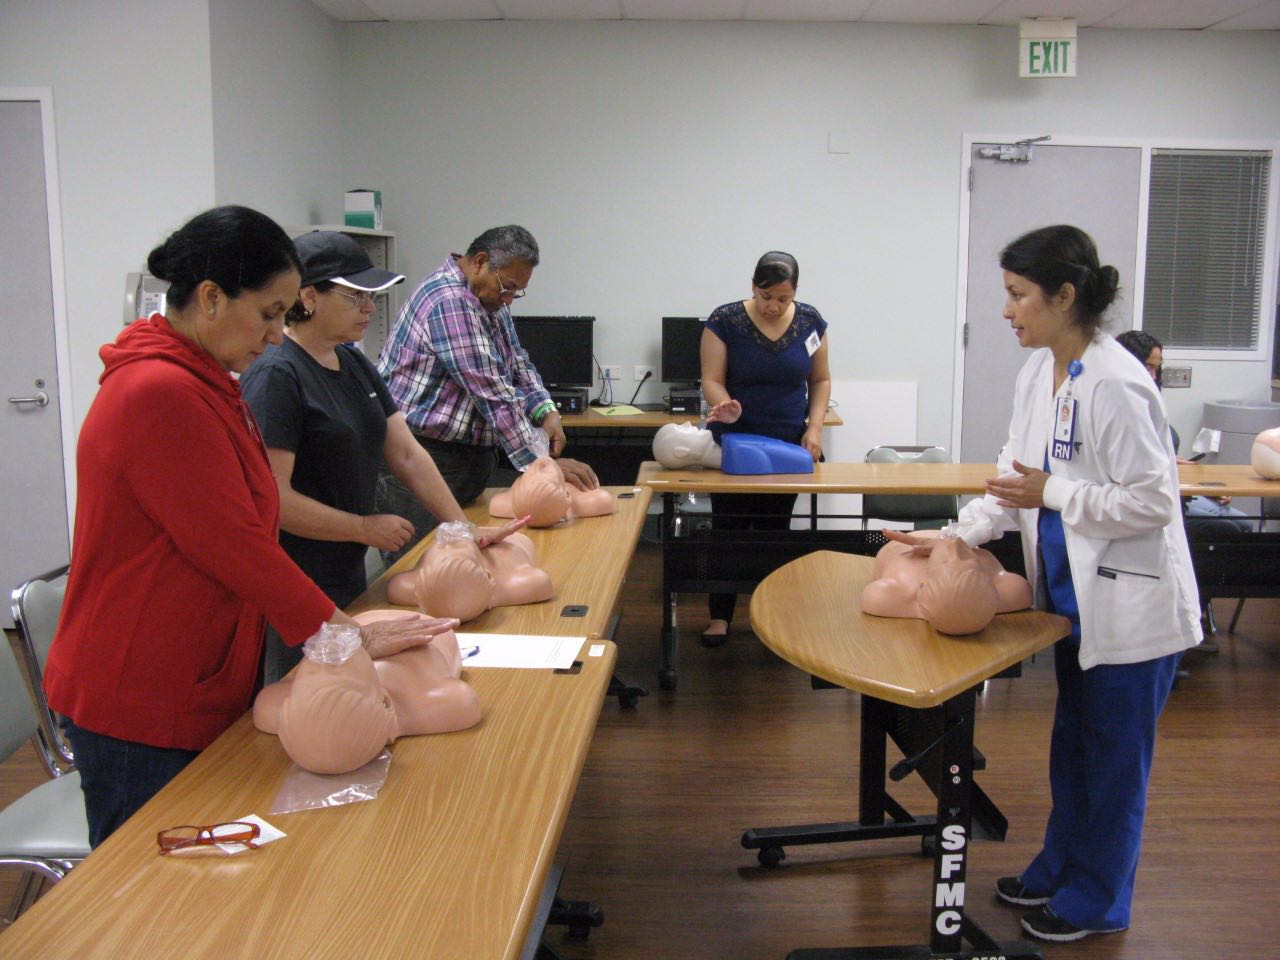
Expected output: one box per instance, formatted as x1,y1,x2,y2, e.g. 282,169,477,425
661,316,704,384
512,315,595,390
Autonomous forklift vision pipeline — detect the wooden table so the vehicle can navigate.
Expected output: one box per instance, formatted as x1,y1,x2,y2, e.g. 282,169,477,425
637,460,1276,691
3,488,653,960
744,551,1069,960
639,459,1275,497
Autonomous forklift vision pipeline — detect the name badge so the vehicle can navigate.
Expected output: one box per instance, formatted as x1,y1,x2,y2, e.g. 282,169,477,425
804,330,821,356
1052,396,1077,461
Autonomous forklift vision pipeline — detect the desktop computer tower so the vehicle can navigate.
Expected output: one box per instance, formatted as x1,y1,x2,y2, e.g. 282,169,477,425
549,388,590,415
667,387,701,415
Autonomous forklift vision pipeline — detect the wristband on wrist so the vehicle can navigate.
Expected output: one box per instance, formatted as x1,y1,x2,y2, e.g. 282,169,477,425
531,400,556,425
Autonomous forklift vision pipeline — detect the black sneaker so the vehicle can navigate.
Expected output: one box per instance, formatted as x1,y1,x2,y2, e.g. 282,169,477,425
994,876,1050,907
1021,905,1125,942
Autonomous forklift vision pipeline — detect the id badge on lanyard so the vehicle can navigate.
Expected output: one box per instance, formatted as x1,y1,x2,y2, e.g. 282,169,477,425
1051,360,1083,461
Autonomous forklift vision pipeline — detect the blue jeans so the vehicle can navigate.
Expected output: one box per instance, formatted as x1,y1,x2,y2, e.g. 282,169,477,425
64,720,199,848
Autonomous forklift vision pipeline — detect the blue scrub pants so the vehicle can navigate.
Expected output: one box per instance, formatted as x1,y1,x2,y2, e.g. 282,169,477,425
1020,638,1178,930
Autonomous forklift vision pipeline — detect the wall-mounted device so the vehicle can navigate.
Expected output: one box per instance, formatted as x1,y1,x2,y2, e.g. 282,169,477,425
124,272,170,326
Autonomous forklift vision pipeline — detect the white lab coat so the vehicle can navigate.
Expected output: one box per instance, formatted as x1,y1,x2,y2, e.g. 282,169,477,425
956,335,1202,668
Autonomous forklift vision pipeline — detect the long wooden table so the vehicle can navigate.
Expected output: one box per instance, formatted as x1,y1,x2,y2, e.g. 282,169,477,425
3,486,651,960
744,551,1069,959
637,460,1278,690
638,459,1280,497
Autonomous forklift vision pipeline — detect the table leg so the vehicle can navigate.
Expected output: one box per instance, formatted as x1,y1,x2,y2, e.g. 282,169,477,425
660,493,679,690
777,690,1042,960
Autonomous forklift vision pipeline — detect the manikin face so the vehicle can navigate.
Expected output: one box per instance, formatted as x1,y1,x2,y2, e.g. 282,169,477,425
752,281,795,323
1001,270,1073,352
653,422,712,466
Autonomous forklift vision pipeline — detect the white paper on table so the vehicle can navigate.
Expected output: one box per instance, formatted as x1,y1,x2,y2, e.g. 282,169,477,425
218,813,286,854
455,632,585,669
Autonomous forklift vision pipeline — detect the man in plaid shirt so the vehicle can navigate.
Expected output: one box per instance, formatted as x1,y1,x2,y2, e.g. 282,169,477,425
375,225,598,561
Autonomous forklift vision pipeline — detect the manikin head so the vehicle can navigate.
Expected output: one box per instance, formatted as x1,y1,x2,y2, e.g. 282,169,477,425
917,539,1001,635
653,422,722,469
511,457,572,526
414,525,497,622
276,626,396,775
1253,427,1280,479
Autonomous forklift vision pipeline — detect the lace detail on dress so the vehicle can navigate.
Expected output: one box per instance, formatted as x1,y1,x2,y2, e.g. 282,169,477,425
721,302,813,354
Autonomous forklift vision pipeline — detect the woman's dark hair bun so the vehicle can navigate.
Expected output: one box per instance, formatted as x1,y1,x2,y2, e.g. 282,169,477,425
1089,265,1120,314
142,205,300,310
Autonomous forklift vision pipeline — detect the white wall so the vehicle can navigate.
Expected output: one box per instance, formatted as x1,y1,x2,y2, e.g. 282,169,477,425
337,20,1280,448
209,0,344,225
0,0,217,430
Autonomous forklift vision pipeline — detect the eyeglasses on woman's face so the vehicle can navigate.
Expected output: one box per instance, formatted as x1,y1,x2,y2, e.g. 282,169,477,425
330,287,377,310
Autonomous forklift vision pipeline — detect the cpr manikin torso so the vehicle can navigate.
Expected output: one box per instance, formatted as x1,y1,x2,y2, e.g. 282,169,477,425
860,534,1033,635
489,456,615,526
385,522,553,622
1252,427,1280,479
252,619,481,775
651,422,813,474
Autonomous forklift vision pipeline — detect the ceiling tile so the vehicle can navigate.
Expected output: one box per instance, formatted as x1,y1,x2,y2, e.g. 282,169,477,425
981,1,1126,29
619,0,748,19
366,0,504,19
497,0,624,18
1094,0,1266,30
1208,0,1280,30
743,0,875,20
863,0,1005,25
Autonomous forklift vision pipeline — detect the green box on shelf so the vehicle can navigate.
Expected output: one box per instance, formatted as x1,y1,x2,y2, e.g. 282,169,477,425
344,189,382,229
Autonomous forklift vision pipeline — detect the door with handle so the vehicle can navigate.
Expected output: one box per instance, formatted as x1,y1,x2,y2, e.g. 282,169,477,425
2,95,70,626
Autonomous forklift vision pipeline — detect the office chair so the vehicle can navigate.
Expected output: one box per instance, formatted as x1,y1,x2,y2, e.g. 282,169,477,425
10,565,73,774
1,633,90,922
862,445,959,531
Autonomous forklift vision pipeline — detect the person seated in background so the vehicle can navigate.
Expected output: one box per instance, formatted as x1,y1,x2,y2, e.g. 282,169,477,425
384,521,553,622
864,530,1033,634
253,617,479,776
1115,330,1252,536
489,456,615,526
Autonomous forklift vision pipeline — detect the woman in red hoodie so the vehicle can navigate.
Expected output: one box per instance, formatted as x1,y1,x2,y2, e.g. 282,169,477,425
43,206,449,848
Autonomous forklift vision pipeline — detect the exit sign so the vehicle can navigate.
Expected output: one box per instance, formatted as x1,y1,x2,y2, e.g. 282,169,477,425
1019,18,1077,78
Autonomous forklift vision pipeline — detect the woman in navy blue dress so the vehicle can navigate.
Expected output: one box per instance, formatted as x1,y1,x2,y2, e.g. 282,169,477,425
698,251,831,645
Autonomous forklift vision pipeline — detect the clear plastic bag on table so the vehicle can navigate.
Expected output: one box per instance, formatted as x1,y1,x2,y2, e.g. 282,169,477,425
268,749,392,815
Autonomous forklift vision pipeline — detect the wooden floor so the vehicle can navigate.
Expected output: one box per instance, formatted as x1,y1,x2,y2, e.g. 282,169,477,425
4,541,1279,958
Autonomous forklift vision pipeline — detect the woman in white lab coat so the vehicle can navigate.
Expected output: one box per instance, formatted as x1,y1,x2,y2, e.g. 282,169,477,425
895,224,1200,942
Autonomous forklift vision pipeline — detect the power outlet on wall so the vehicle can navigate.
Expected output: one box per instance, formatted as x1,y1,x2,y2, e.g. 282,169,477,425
1163,365,1192,388
633,365,653,382
602,365,623,383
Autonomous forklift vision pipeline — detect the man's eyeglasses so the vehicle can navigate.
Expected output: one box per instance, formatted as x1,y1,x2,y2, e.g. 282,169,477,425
490,264,527,300
330,287,377,309
157,821,261,855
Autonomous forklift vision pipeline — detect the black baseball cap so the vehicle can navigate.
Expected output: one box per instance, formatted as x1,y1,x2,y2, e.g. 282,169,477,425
293,230,405,291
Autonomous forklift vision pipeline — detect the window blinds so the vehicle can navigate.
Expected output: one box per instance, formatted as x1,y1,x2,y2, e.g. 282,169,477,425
1142,149,1270,350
